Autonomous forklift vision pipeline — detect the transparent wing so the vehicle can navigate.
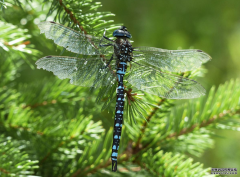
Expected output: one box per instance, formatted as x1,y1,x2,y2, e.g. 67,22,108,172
38,21,114,55
133,47,211,72
127,63,205,99
36,56,117,88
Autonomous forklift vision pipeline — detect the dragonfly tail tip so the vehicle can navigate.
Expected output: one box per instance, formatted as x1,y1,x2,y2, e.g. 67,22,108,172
112,160,117,172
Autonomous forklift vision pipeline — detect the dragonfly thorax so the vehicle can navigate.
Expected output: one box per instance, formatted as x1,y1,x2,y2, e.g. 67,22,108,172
114,38,133,62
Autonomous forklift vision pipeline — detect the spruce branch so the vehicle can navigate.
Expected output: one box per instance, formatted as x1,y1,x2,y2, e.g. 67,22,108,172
166,108,236,139
135,98,168,148
137,149,214,177
55,0,88,34
0,135,39,177
0,21,39,67
48,0,118,36
102,79,240,173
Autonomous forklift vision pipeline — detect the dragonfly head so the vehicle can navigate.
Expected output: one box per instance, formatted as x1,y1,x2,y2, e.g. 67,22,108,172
113,26,132,39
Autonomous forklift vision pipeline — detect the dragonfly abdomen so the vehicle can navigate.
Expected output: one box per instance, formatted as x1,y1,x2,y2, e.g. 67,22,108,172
111,61,127,171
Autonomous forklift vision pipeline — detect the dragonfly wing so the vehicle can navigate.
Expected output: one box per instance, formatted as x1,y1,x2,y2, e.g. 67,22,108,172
133,47,211,72
36,56,117,88
127,64,205,99
38,21,114,55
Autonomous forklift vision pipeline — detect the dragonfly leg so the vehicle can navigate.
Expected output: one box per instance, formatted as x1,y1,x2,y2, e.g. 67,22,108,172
102,54,114,69
99,29,114,47
103,28,114,42
99,43,113,47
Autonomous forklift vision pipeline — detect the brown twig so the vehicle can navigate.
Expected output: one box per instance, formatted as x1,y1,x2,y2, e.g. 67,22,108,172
124,88,137,105
0,168,10,174
135,73,184,150
58,0,87,35
22,100,57,109
57,0,116,74
135,98,167,150
167,109,233,139
3,40,31,47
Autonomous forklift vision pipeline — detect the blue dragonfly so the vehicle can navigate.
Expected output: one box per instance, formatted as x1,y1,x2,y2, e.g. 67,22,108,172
36,21,211,172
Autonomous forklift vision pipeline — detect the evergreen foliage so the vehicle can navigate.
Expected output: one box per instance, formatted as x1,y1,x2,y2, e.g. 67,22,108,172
1,0,240,176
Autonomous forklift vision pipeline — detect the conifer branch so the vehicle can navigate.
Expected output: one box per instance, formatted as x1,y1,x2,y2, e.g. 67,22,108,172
135,98,167,148
107,79,240,172
57,0,87,34
166,108,239,139
39,135,75,165
135,73,184,149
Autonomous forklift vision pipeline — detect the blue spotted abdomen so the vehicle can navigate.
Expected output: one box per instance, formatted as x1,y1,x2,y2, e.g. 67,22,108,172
111,61,127,171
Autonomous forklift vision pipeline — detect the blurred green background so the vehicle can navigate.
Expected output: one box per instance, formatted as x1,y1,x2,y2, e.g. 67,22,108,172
2,0,240,173
98,0,240,171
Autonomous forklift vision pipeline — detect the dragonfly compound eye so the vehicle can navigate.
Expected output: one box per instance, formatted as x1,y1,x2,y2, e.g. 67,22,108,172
113,26,132,38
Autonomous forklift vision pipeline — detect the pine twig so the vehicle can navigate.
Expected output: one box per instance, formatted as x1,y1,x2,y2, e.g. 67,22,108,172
58,0,87,34
135,98,167,148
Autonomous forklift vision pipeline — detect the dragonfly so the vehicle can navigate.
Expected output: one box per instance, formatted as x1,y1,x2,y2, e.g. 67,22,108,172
36,21,211,172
